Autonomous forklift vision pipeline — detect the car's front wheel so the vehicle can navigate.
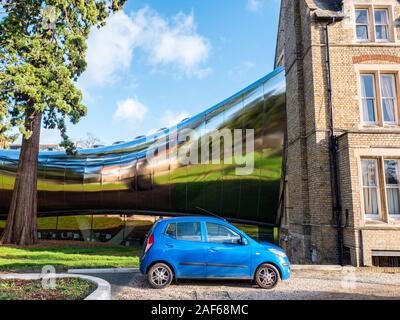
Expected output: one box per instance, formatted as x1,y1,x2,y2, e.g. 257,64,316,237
255,263,280,289
148,263,173,289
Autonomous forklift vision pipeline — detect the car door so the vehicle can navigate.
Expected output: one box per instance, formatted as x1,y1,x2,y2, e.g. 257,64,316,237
163,221,208,278
204,222,251,279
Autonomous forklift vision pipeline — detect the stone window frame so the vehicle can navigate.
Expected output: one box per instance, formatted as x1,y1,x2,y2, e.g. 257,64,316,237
359,156,400,224
356,66,400,128
353,4,396,43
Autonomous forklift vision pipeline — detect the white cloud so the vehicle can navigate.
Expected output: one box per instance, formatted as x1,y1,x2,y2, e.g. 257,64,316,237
246,0,263,12
113,98,148,123
81,8,212,85
82,12,141,85
161,110,191,127
135,9,211,77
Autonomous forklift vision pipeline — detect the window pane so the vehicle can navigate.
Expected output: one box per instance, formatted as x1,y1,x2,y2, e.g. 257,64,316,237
385,160,400,215
387,189,400,215
361,75,376,122
355,9,369,40
362,99,376,122
381,75,397,123
385,160,399,185
363,187,379,215
356,26,369,40
376,26,388,40
380,75,396,98
375,10,389,40
165,223,176,238
356,9,369,24
374,10,388,25
362,160,377,186
361,160,379,215
176,222,202,241
382,99,396,122
206,222,241,244
361,75,375,97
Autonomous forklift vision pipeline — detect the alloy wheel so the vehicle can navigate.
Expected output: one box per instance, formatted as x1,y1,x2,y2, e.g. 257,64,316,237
148,263,173,289
255,264,279,289
151,266,170,286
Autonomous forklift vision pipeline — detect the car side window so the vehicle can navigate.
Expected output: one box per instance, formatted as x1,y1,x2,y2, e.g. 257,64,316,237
206,222,241,244
168,222,202,242
165,223,177,239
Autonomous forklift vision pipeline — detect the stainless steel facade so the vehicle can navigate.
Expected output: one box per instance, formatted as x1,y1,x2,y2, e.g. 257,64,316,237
0,67,286,225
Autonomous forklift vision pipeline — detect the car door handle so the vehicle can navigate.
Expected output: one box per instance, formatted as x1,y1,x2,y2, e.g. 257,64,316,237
166,244,174,248
209,248,218,252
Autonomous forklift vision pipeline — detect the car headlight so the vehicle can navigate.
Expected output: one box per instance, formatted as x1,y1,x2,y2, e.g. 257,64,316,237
268,248,287,258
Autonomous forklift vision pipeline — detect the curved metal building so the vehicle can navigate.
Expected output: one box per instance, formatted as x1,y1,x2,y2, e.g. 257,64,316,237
0,67,286,226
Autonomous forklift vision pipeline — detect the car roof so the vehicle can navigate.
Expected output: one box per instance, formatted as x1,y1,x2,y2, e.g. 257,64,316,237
156,216,227,224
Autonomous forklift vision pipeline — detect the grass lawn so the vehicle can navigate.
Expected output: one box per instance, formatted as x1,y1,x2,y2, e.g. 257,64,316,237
0,241,141,272
0,278,96,300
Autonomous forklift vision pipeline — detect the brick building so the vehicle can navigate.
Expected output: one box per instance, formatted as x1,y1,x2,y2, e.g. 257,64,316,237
275,0,400,266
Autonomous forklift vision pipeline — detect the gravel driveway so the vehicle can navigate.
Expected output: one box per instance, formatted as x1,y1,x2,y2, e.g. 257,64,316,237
116,269,400,300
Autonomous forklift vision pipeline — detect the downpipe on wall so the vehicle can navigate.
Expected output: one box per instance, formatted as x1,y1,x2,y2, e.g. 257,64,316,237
324,17,344,266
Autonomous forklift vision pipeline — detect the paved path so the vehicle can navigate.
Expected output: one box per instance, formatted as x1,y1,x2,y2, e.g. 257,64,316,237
80,269,400,300
80,272,137,299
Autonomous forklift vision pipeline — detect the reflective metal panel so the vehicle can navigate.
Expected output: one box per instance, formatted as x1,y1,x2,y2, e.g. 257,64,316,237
64,156,85,210
0,67,286,225
240,83,267,220
83,157,104,208
101,154,122,209
0,150,18,212
0,158,3,212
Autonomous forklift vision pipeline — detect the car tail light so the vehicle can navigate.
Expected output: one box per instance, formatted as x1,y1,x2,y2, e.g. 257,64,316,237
144,234,154,254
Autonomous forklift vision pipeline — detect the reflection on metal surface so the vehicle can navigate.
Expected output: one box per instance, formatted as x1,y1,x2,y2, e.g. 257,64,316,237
0,215,275,245
33,215,156,245
0,67,286,225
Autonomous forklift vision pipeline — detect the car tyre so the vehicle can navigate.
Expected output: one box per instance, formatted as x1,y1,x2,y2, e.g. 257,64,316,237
255,263,280,289
148,263,173,289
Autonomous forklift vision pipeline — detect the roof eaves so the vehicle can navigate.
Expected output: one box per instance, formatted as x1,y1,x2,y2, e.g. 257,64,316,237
313,10,345,21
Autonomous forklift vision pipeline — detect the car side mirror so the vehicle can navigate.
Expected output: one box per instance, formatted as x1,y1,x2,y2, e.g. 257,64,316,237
240,237,249,245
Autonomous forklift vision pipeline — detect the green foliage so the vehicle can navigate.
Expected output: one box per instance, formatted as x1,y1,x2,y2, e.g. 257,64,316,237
0,278,96,300
0,0,126,152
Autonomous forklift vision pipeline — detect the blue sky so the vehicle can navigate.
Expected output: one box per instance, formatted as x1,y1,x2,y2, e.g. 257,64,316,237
41,0,281,145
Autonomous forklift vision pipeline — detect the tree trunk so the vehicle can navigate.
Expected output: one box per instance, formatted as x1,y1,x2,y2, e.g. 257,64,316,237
1,112,42,246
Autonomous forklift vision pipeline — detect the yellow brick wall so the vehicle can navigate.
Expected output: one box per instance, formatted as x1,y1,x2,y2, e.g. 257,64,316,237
277,0,400,266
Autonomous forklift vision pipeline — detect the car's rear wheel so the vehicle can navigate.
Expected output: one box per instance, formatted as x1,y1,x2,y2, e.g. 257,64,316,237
255,263,280,289
148,263,173,289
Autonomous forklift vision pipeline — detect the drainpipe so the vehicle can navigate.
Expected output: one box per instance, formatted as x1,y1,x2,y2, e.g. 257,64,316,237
324,17,344,266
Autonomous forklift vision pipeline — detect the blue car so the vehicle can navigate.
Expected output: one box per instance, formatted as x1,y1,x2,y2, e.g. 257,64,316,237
140,216,291,289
